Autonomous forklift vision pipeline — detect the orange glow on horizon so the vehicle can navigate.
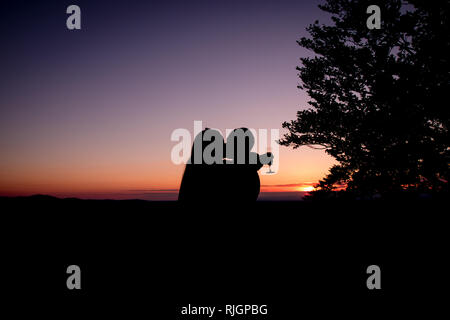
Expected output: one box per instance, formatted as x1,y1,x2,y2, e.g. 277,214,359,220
0,138,335,200
298,186,315,192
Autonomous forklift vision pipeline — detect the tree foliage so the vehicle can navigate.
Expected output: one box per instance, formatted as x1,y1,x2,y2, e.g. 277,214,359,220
280,0,449,196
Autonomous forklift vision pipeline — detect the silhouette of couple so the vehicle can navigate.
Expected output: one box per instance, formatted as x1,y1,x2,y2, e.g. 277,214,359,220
178,128,273,203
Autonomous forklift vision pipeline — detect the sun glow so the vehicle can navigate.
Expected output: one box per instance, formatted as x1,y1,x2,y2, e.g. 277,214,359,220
299,186,315,192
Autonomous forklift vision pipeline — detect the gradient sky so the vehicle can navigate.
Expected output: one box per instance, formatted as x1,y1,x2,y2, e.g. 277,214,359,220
0,0,335,200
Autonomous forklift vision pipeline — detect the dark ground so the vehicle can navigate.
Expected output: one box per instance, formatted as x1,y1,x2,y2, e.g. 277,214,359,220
1,195,447,318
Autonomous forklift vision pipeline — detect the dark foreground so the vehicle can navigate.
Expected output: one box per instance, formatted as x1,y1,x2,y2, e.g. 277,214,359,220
1,195,447,318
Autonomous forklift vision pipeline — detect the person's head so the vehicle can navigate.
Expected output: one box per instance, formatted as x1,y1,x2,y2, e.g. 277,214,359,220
189,128,225,164
226,128,256,164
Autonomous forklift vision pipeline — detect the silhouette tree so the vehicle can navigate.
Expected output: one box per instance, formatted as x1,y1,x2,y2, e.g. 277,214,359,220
280,0,449,196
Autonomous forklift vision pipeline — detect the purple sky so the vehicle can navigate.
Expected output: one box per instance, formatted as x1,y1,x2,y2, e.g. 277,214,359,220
0,0,335,200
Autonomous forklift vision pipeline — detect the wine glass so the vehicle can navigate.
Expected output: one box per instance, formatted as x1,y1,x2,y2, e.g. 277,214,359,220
266,152,275,174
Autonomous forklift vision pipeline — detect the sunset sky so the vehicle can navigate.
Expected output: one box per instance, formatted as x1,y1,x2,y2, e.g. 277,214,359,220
0,0,336,200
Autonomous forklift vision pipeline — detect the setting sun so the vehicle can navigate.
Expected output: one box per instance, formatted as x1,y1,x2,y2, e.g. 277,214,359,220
299,186,315,192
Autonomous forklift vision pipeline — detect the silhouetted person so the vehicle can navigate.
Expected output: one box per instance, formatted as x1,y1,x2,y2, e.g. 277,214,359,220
223,128,273,202
178,128,225,203
178,127,273,203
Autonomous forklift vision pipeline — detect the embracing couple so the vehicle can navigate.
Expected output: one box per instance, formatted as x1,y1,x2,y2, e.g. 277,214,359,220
178,128,274,203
